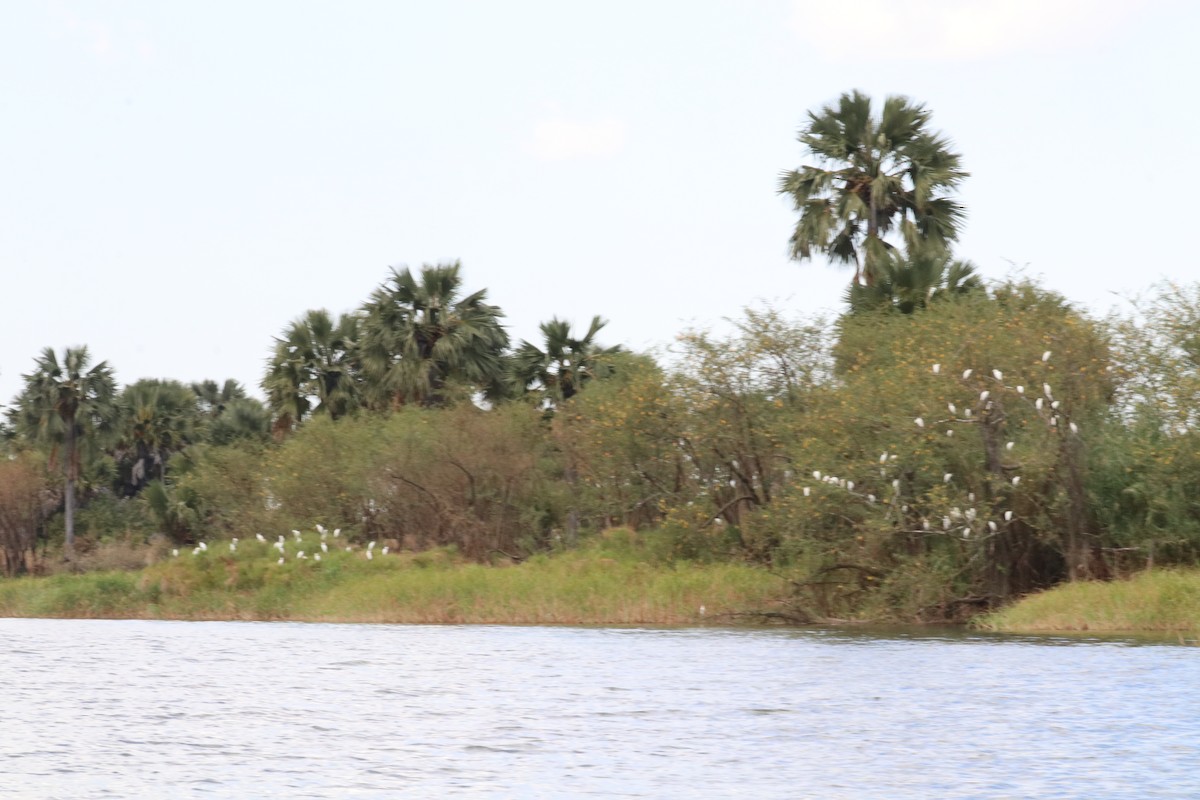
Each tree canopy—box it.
[779,90,967,286]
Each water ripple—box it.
[0,619,1197,798]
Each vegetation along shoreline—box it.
[4,91,1200,631]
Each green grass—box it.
[976,569,1200,633]
[0,535,789,625]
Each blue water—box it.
[0,619,1196,798]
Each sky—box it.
[2,0,1198,407]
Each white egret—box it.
[297,551,306,559]
[992,369,1003,381]
[988,521,998,532]
[320,542,328,553]
[968,492,975,502]
[947,430,954,437]
[932,363,941,374]
[942,516,951,530]
[1070,422,1079,434]
[172,549,179,557]
[867,494,875,503]
[198,542,207,552]
[948,402,956,415]
[922,518,930,531]
[1004,511,1014,521]
[813,470,822,480]
[962,528,971,539]
[1043,383,1053,398]
[803,487,811,497]
[944,473,953,483]
[256,533,266,543]
[846,481,854,491]
[382,546,389,555]
[1051,400,1060,410]
[314,553,321,562]
[892,479,901,491]
[1012,476,1021,486]
[366,550,374,561]
[278,557,285,565]
[915,417,925,428]
[192,547,201,555]
[1016,385,1025,394]
[1042,350,1052,362]
[962,369,973,379]
[1036,398,1044,410]
[1006,441,1015,450]
[316,524,325,535]
[980,390,990,402]
[333,528,341,538]
[880,452,889,463]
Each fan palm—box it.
[779,90,967,285]
[116,379,201,493]
[510,316,622,406]
[190,379,248,418]
[360,263,509,407]
[264,309,362,431]
[7,347,117,560]
[845,245,983,315]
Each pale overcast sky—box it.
[2,0,1196,406]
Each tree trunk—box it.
[1060,435,1108,581]
[63,419,77,564]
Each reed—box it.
[0,536,787,625]
[976,569,1200,633]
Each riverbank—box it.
[0,539,789,624]
[977,569,1200,634]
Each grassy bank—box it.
[977,569,1200,634]
[0,536,789,625]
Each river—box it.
[0,619,1196,798]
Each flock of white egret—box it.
[800,352,1081,542]
[171,522,389,563]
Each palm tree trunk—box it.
[63,420,77,563]
[864,190,879,287]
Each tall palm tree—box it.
[779,90,968,286]
[510,316,622,406]
[116,379,201,493]
[8,347,117,561]
[845,245,983,315]
[263,309,362,432]
[360,263,510,407]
